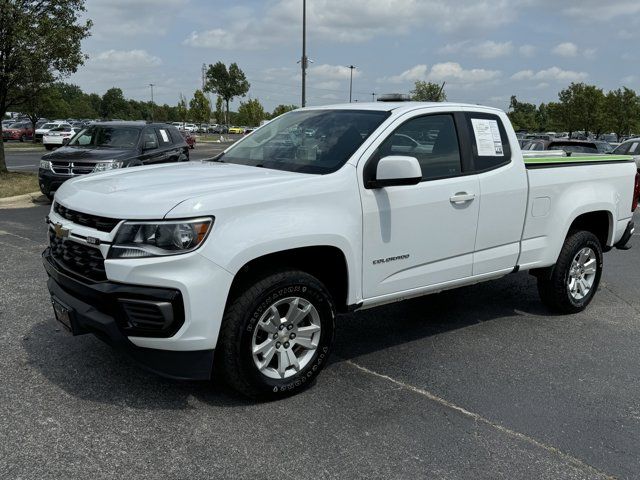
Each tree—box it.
[189,90,211,127]
[270,104,297,119]
[214,96,224,125]
[205,62,250,126]
[556,83,606,137]
[236,99,265,126]
[0,0,91,173]
[605,88,640,141]
[411,81,447,102]
[507,95,538,131]
[177,93,189,125]
[19,84,70,137]
[100,88,127,119]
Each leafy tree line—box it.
[4,81,297,127]
[508,83,640,140]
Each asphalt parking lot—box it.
[1,205,639,479]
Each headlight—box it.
[108,217,214,258]
[40,160,51,170]
[93,161,124,173]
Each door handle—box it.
[449,192,476,204]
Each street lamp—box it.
[301,0,307,107]
[149,83,155,122]
[347,65,356,103]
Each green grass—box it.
[2,141,44,150]
[0,172,39,198]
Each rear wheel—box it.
[537,230,603,313]
[19,135,25,142]
[44,145,53,151]
[217,270,335,399]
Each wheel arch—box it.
[228,245,352,313]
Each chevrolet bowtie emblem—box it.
[54,223,70,239]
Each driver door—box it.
[359,111,480,299]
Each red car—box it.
[180,129,196,149]
[3,121,34,142]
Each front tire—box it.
[537,230,603,314]
[217,270,335,399]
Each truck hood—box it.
[43,146,133,162]
[55,162,311,219]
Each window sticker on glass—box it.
[471,118,503,156]
[159,129,169,143]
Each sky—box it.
[69,0,640,112]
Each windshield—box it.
[68,125,141,148]
[214,109,390,174]
[42,123,57,129]
[8,123,25,129]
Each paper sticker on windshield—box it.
[471,118,503,156]
[159,129,169,142]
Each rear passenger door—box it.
[360,110,480,299]
[462,109,528,275]
[154,127,180,162]
[139,128,165,164]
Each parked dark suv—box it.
[39,122,189,199]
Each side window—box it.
[378,114,462,181]
[155,128,172,146]
[466,113,511,171]
[142,128,159,149]
[613,143,630,155]
[628,142,640,154]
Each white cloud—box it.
[86,0,188,38]
[91,50,162,69]
[440,40,513,58]
[557,0,640,21]
[552,42,578,57]
[427,62,501,84]
[511,67,588,82]
[184,0,520,49]
[519,44,536,57]
[310,64,362,80]
[386,65,429,84]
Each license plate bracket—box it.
[51,296,74,333]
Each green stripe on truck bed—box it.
[524,155,633,165]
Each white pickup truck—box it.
[43,102,639,398]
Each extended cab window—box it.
[377,114,462,181]
[466,113,511,171]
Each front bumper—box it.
[43,249,215,380]
[39,168,70,196]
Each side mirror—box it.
[367,155,422,189]
[143,140,157,150]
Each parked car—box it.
[593,141,614,154]
[2,121,33,142]
[35,122,71,142]
[180,129,196,149]
[38,122,189,199]
[243,128,254,135]
[211,125,229,134]
[522,139,600,154]
[42,126,80,150]
[228,126,244,134]
[613,137,640,171]
[42,102,639,398]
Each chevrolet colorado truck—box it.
[42,103,639,398]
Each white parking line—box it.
[8,164,36,169]
[346,360,614,479]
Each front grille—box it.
[51,161,96,176]
[54,202,121,233]
[49,229,106,281]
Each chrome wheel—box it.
[568,247,597,301]
[251,296,322,380]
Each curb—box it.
[0,191,42,205]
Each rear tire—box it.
[537,230,603,314]
[216,270,335,399]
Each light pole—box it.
[347,65,356,103]
[149,83,155,122]
[301,0,307,107]
[371,92,376,102]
